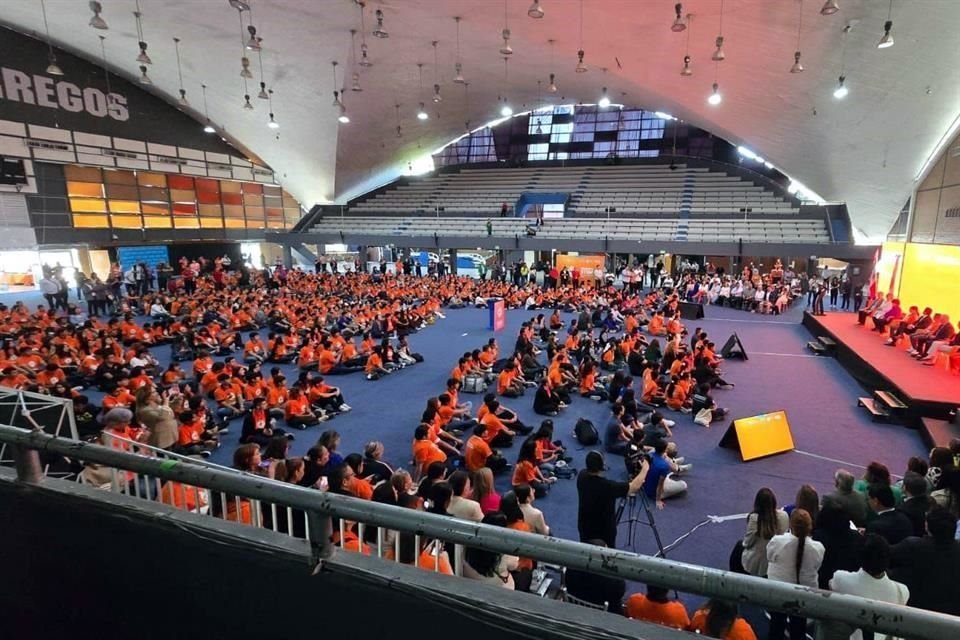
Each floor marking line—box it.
[748,351,820,358]
[705,317,797,325]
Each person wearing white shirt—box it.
[516,484,550,535]
[463,512,518,589]
[829,533,909,640]
[447,470,483,523]
[766,509,825,640]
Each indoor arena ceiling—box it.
[2,0,960,241]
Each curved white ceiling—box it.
[3,0,960,241]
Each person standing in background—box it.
[841,277,853,310]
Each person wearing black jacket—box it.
[865,484,913,546]
[891,508,960,616]
[362,441,395,485]
[813,498,863,589]
[564,539,627,614]
[533,378,566,416]
[897,472,931,538]
[240,397,290,447]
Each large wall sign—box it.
[0,26,237,154]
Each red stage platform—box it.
[803,311,960,412]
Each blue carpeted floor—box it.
[4,289,929,621]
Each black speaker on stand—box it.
[678,301,705,320]
[720,333,748,360]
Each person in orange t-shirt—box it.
[688,600,757,640]
[364,347,393,380]
[512,439,555,497]
[497,362,525,398]
[625,585,690,630]
[412,424,448,474]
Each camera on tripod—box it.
[624,438,650,478]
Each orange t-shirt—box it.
[412,438,446,467]
[365,353,383,374]
[416,548,454,575]
[688,610,757,640]
[624,595,690,629]
[480,413,506,443]
[511,459,538,487]
[497,369,516,394]
[284,396,310,419]
[507,520,534,570]
[464,436,493,472]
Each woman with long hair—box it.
[786,484,820,527]
[765,509,825,639]
[741,487,789,577]
[689,599,757,640]
[500,491,535,591]
[472,467,501,515]
[462,512,518,589]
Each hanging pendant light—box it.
[359,43,372,67]
[89,1,108,30]
[453,17,466,83]
[708,82,722,105]
[680,14,693,76]
[877,1,894,49]
[833,75,848,99]
[240,57,253,78]
[834,25,850,99]
[331,61,348,122]
[499,57,512,116]
[820,0,839,16]
[528,1,544,19]
[173,37,188,106]
[416,63,429,120]
[357,3,373,67]
[417,102,429,120]
[431,41,442,102]
[671,3,686,32]
[246,25,260,50]
[575,0,588,72]
[791,1,804,73]
[266,89,279,129]
[201,83,215,133]
[394,103,402,138]
[39,0,63,76]
[712,0,726,61]
[138,64,151,84]
[598,86,611,108]
[258,81,269,100]
[372,9,389,38]
[349,29,362,91]
[547,39,558,92]
[133,2,151,65]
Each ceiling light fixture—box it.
[229,1,250,11]
[201,84,215,133]
[267,89,279,129]
[547,39,558,92]
[500,56,513,116]
[820,0,839,15]
[877,0,894,48]
[349,29,362,91]
[671,3,686,32]
[432,41,442,102]
[598,86,611,108]
[528,1,545,19]
[133,1,151,65]
[255,39,269,98]
[534,80,544,133]
[834,24,851,99]
[708,82,722,105]
[331,61,349,122]
[500,0,513,55]
[416,63,429,120]
[236,8,253,79]
[680,14,693,76]
[172,37,188,106]
[97,35,115,110]
[138,64,151,84]
[373,8,388,38]
[791,0,805,73]
[575,0,588,72]
[357,3,373,67]
[712,0,726,61]
[39,0,63,76]
[246,25,261,51]
[394,103,402,138]
[88,1,108,30]
[453,17,465,83]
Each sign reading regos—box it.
[0,66,128,122]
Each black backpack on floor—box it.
[574,418,599,446]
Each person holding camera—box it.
[577,450,648,548]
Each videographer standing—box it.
[577,450,648,549]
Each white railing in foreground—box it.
[2,424,958,640]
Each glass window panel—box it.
[220,180,242,193]
[64,166,102,182]
[221,192,243,206]
[223,217,245,229]
[197,191,220,205]
[267,220,285,229]
[141,203,169,215]
[170,189,196,203]
[223,204,244,218]
[137,172,167,187]
[199,204,222,217]
[283,207,300,220]
[106,184,140,200]
[72,214,109,227]
[243,193,263,207]
[69,198,108,213]
[195,177,219,192]
[67,182,103,198]
[110,214,142,228]
[173,217,200,229]
[266,207,283,219]
[262,196,282,210]
[199,217,224,228]
[242,182,263,195]
[108,200,141,213]
[142,216,171,229]
[139,186,168,202]
[246,219,265,229]
[282,191,298,206]
[263,185,282,197]
[244,206,264,221]
[167,175,194,190]
[104,170,137,185]
[172,202,197,215]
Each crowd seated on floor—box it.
[855,291,960,372]
[9,256,958,636]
